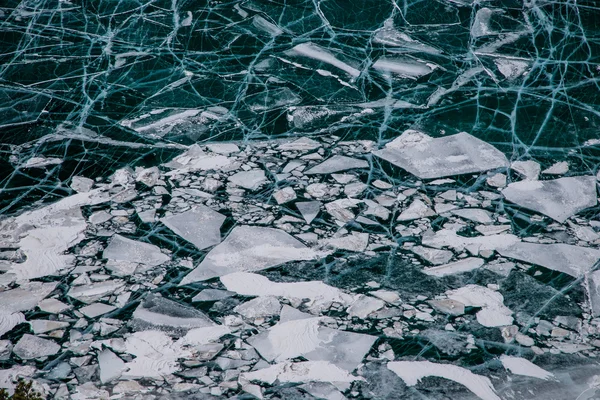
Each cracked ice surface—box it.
[1,0,600,399]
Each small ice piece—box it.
[13,334,60,360]
[180,226,323,284]
[278,137,321,151]
[446,285,513,327]
[410,246,453,265]
[372,57,436,79]
[80,303,116,318]
[423,258,484,277]
[487,173,507,188]
[103,234,169,273]
[397,199,435,221]
[206,143,240,155]
[192,289,235,302]
[372,130,508,179]
[287,43,360,78]
[452,208,494,224]
[163,144,232,172]
[70,176,94,193]
[497,242,600,278]
[249,316,376,372]
[305,155,368,175]
[273,187,297,204]
[387,361,500,400]
[98,349,127,383]
[422,229,520,252]
[502,176,597,222]
[160,206,226,250]
[22,156,62,168]
[542,161,569,175]
[67,280,125,304]
[234,296,281,319]
[228,169,268,190]
[511,160,540,180]
[495,59,530,80]
[499,356,555,381]
[221,272,354,311]
[346,295,385,318]
[319,232,369,252]
[240,361,363,392]
[131,294,215,335]
[30,320,69,334]
[296,201,321,224]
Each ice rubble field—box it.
[1,0,600,399]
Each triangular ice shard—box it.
[160,205,226,250]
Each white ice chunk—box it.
[387,360,500,400]
[98,349,127,383]
[511,160,540,180]
[123,330,191,378]
[240,361,363,392]
[446,285,513,327]
[30,320,69,334]
[0,282,57,336]
[228,169,268,190]
[319,232,369,252]
[423,258,484,277]
[373,20,441,54]
[499,356,555,380]
[372,57,436,79]
[372,130,508,179]
[67,280,125,304]
[305,155,368,175]
[163,144,232,172]
[13,334,60,360]
[70,176,94,193]
[397,199,436,221]
[542,161,569,175]
[22,157,62,168]
[422,229,520,252]
[206,142,240,155]
[180,226,324,284]
[296,201,321,224]
[278,137,321,151]
[103,234,170,267]
[452,208,494,224]
[502,176,597,222]
[234,296,281,319]
[495,59,530,80]
[80,303,116,318]
[221,272,354,312]
[497,242,600,277]
[160,205,226,250]
[287,43,360,78]
[346,295,385,318]
[410,246,453,265]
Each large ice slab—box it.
[372,130,508,179]
[103,234,170,268]
[497,242,600,277]
[501,176,597,222]
[387,361,500,400]
[160,205,226,250]
[180,226,323,284]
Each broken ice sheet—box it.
[372,130,508,179]
[160,205,226,250]
[179,226,325,284]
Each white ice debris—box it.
[70,176,94,192]
[287,43,360,78]
[3,190,109,279]
[273,187,297,204]
[163,144,232,172]
[410,246,453,265]
[296,201,321,224]
[160,205,226,250]
[452,208,494,224]
[542,161,569,175]
[423,257,485,277]
[372,57,436,79]
[422,229,519,252]
[0,282,57,336]
[502,176,597,222]
[497,242,600,277]
[98,349,127,383]
[319,232,369,252]
[387,361,500,400]
[228,169,268,190]
[499,356,555,380]
[67,280,125,304]
[305,155,368,174]
[511,160,540,180]
[278,137,321,151]
[180,226,324,284]
[495,59,530,80]
[397,199,436,221]
[372,130,508,179]
[221,272,354,311]
[103,234,170,268]
[240,361,363,391]
[346,295,385,318]
[22,156,63,168]
[446,285,513,327]
[13,334,60,360]
[234,296,281,319]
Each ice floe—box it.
[160,205,226,250]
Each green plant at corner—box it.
[0,380,44,400]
